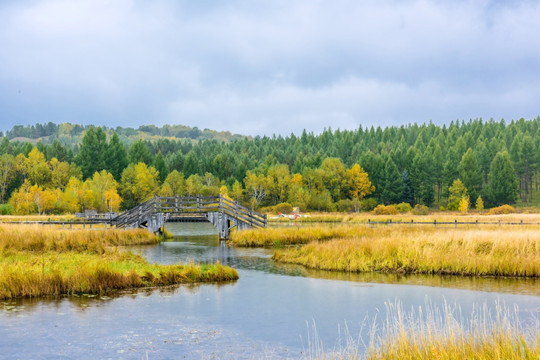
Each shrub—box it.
[488,204,516,215]
[372,204,398,215]
[275,202,293,214]
[395,202,412,213]
[336,199,352,212]
[258,205,275,214]
[411,204,429,215]
[360,198,378,211]
[0,204,13,215]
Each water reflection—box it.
[141,222,540,297]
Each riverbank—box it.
[0,225,238,299]
[231,225,539,277]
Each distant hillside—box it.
[3,122,248,146]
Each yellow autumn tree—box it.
[25,148,52,187]
[160,170,185,197]
[87,170,119,212]
[104,188,122,212]
[10,180,35,214]
[119,163,160,208]
[50,158,80,191]
[345,164,375,200]
[62,177,84,213]
[459,195,470,214]
[231,180,244,202]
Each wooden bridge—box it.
[111,195,267,239]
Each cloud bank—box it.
[0,0,539,135]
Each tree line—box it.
[0,117,538,214]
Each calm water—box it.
[0,222,538,359]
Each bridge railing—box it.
[219,197,266,228]
[153,195,267,228]
[114,197,158,228]
[112,195,267,230]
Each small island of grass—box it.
[0,225,238,299]
[230,224,540,277]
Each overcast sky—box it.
[0,0,539,136]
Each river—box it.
[0,222,538,359]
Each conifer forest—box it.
[0,117,539,214]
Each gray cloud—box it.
[0,0,539,135]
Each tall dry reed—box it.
[272,226,540,277]
[306,301,539,360]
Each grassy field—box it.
[269,211,540,224]
[308,302,539,360]
[0,225,238,299]
[231,225,540,277]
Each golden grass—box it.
[309,302,539,360]
[229,225,359,247]
[0,214,76,222]
[268,212,540,224]
[260,225,540,277]
[0,225,238,299]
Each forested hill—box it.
[1,122,247,145]
[1,117,540,214]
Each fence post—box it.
[476,219,478,226]
[368,219,371,227]
[498,220,501,226]
[411,219,413,227]
[389,219,392,226]
[434,219,437,227]
[520,220,523,226]
[219,195,223,213]
[455,219,457,228]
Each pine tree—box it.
[128,140,152,165]
[76,127,107,179]
[487,151,518,206]
[458,148,483,202]
[183,151,199,177]
[381,158,403,204]
[153,152,168,182]
[105,132,128,181]
[401,170,414,205]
